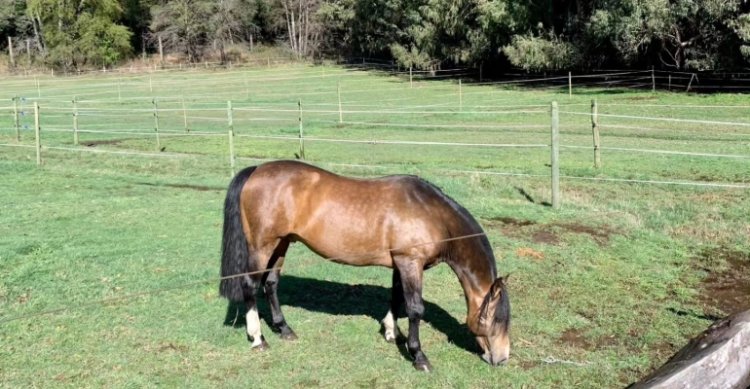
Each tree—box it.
[150,0,259,63]
[1,0,34,64]
[26,0,132,69]
[278,0,322,58]
[209,0,259,61]
[503,32,578,71]
[150,0,213,62]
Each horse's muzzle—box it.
[482,352,508,366]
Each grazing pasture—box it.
[0,64,748,387]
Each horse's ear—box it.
[490,277,505,300]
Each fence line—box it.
[2,69,658,105]
[561,175,750,189]
[600,124,750,137]
[233,134,549,149]
[341,121,547,130]
[601,103,750,109]
[42,128,228,138]
[560,145,750,159]
[560,110,750,127]
[233,107,547,115]
[4,140,748,191]
[472,70,648,87]
[41,145,206,159]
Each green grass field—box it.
[1,64,749,388]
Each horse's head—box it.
[474,276,511,366]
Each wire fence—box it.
[2,96,748,199]
[2,67,749,212]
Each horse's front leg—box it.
[396,260,432,372]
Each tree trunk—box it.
[629,310,750,389]
[8,36,15,67]
[32,13,45,55]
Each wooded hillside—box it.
[2,0,750,72]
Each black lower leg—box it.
[391,269,404,317]
[400,269,431,371]
[406,305,431,371]
[263,269,297,340]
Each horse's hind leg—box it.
[382,269,404,343]
[244,275,269,350]
[263,239,297,340]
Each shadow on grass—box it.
[223,275,479,359]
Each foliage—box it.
[2,0,750,71]
[25,0,132,69]
[503,33,579,72]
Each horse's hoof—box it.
[280,331,298,341]
[383,331,396,343]
[413,361,433,372]
[252,340,269,351]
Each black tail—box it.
[220,166,258,302]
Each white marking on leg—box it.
[382,310,397,342]
[246,306,263,347]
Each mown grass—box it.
[0,64,748,388]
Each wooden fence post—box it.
[34,102,41,166]
[182,98,189,132]
[668,74,672,91]
[591,99,601,169]
[13,97,20,142]
[298,99,305,160]
[550,101,560,209]
[72,96,79,145]
[409,67,413,88]
[459,79,463,111]
[227,100,236,176]
[158,36,164,66]
[568,71,572,97]
[35,76,40,98]
[651,66,656,92]
[149,75,153,94]
[8,36,15,68]
[337,81,343,124]
[152,99,161,151]
[686,74,696,92]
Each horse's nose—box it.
[482,353,509,366]
[492,356,508,366]
[482,353,508,366]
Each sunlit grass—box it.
[0,64,748,388]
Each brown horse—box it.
[219,160,510,371]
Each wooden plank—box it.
[630,309,750,389]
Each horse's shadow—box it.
[223,275,479,359]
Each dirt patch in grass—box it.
[559,328,619,351]
[696,247,750,315]
[560,328,591,349]
[84,138,126,147]
[532,230,559,245]
[485,217,618,246]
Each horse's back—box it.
[241,161,454,267]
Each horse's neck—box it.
[448,238,496,330]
